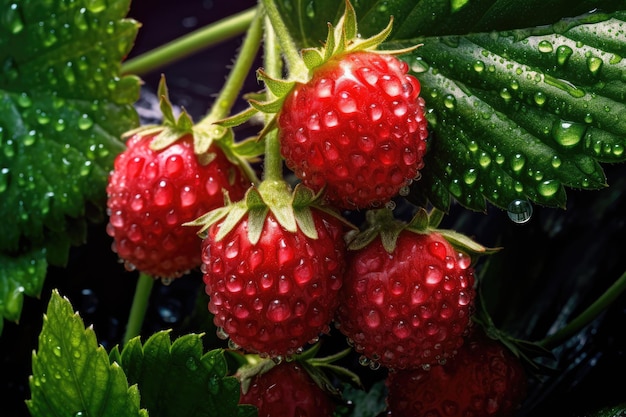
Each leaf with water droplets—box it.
[0,245,47,332]
[116,331,256,417]
[390,11,626,211]
[0,0,140,332]
[27,290,147,417]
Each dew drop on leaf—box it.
[556,45,573,66]
[4,3,25,34]
[537,180,560,197]
[587,56,603,74]
[507,199,533,224]
[86,0,107,13]
[538,40,553,53]
[78,114,93,130]
[552,120,586,148]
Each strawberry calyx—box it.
[235,344,361,399]
[218,0,419,131]
[188,179,353,245]
[346,207,500,260]
[472,288,556,376]
[123,76,262,180]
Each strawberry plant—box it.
[1,0,626,416]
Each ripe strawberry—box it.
[385,328,528,417]
[336,229,476,370]
[201,209,346,357]
[106,133,249,279]
[277,51,429,209]
[239,362,336,417]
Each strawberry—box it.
[106,132,249,279]
[335,209,478,370]
[385,328,528,417]
[277,51,429,209]
[200,200,346,357]
[239,361,337,417]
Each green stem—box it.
[123,272,155,345]
[261,0,308,78]
[121,8,257,77]
[537,269,626,350]
[200,6,265,124]
[260,14,284,183]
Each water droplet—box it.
[538,40,553,53]
[87,0,107,13]
[443,94,456,109]
[425,265,443,285]
[411,57,429,73]
[323,110,339,128]
[53,346,62,357]
[537,180,560,197]
[78,114,93,130]
[507,199,533,223]
[266,299,291,322]
[534,92,546,106]
[478,152,491,168]
[314,78,333,98]
[208,375,220,394]
[556,45,573,66]
[472,60,485,73]
[277,238,294,265]
[380,75,402,97]
[186,357,199,371]
[153,180,174,206]
[499,88,512,103]
[552,120,586,148]
[74,8,89,30]
[587,56,603,75]
[392,321,410,339]
[63,62,76,84]
[510,153,526,172]
[337,91,358,113]
[305,1,315,18]
[4,3,24,34]
[365,309,381,328]
[16,92,32,108]
[74,411,87,417]
[0,168,10,193]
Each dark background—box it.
[2,1,625,416]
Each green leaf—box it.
[0,0,140,251]
[118,331,257,417]
[341,380,387,417]
[393,11,626,211]
[0,0,140,334]
[27,290,147,417]
[0,245,47,330]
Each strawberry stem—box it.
[122,272,155,345]
[120,8,256,77]
[261,0,308,79]
[200,6,265,124]
[537,269,626,350]
[260,12,285,183]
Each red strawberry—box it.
[201,209,346,357]
[106,133,249,279]
[239,362,336,417]
[277,51,429,209]
[385,328,528,417]
[336,229,476,370]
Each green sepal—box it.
[215,106,260,128]
[437,229,501,259]
[301,48,325,70]
[348,208,498,258]
[472,286,556,375]
[257,69,296,99]
[248,96,286,114]
[244,188,270,245]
